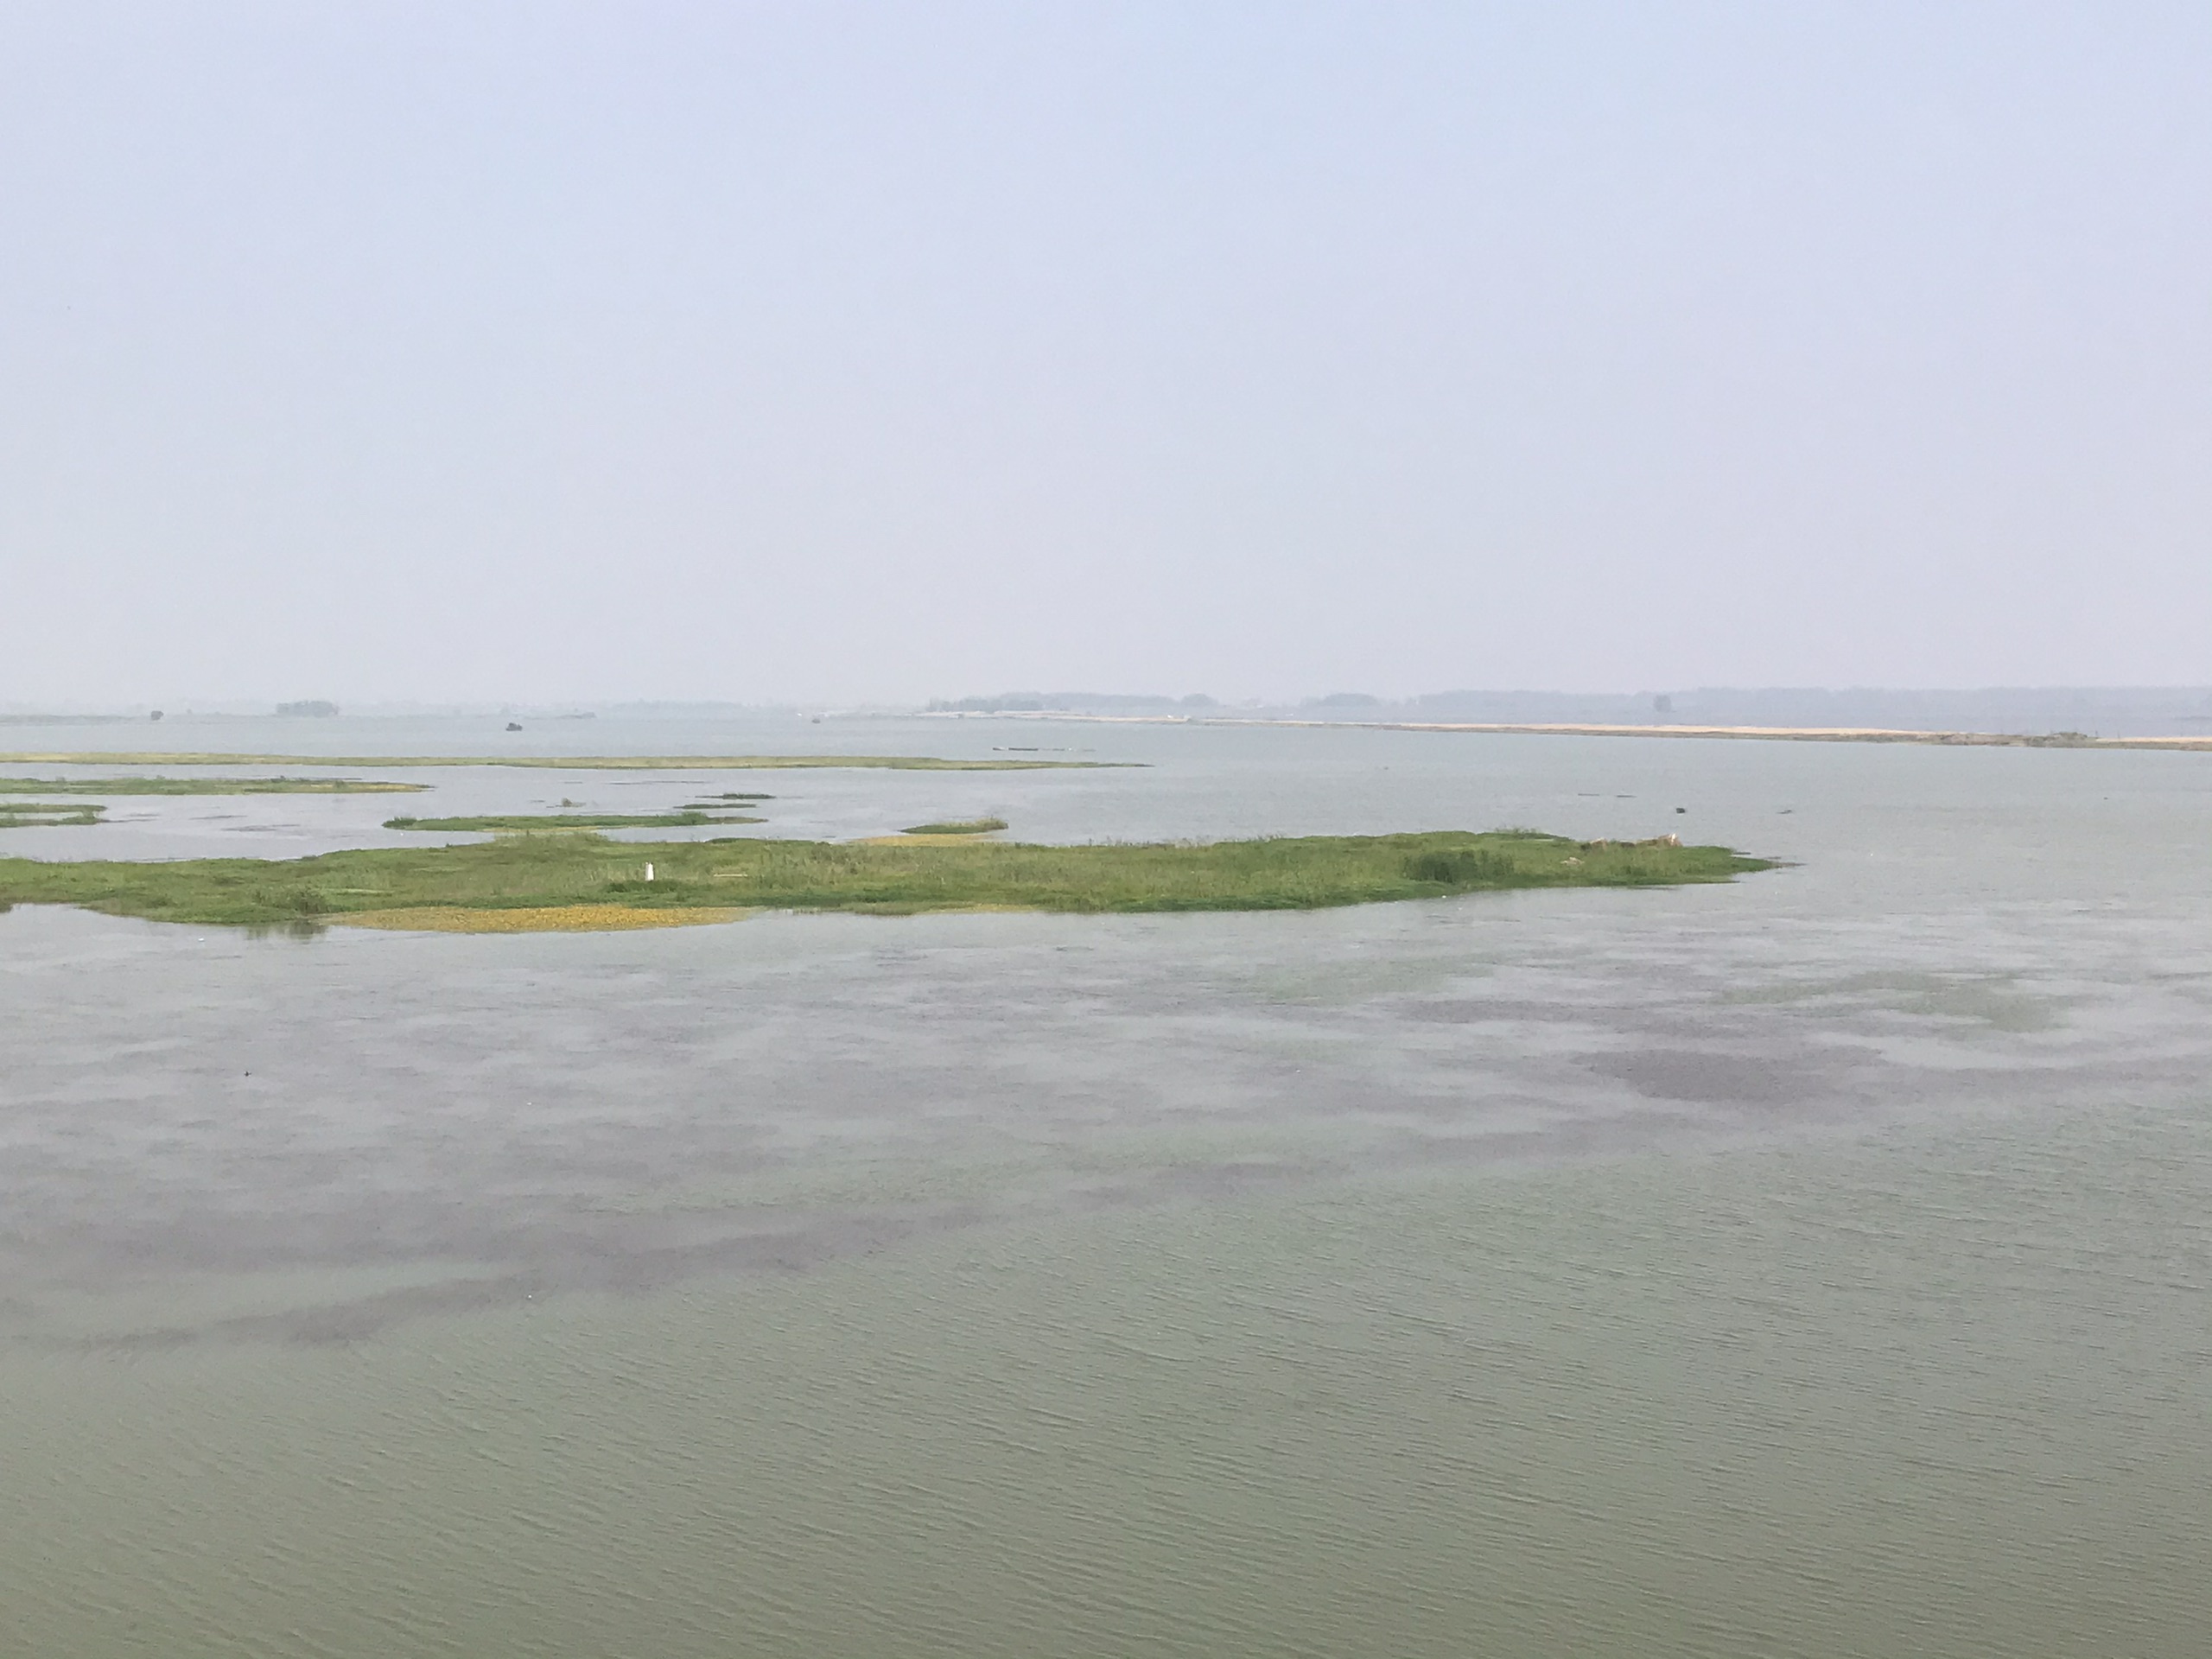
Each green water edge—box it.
[0,830,1772,930]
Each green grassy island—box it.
[0,830,1772,933]
[385,810,764,832]
[899,817,1009,836]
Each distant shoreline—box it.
[927,712,2212,752]
[0,752,1116,772]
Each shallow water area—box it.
[3,716,2209,1655]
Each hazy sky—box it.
[3,3,2208,706]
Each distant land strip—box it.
[925,714,2212,751]
[0,775,428,795]
[0,753,1121,772]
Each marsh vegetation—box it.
[899,817,1008,836]
[0,830,1770,931]
[385,810,764,833]
[0,802,105,828]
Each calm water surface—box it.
[3,717,2209,1656]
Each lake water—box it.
[3,716,2209,1656]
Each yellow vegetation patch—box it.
[334,904,747,934]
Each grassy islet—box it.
[0,803,105,828]
[0,830,1771,931]
[385,811,764,833]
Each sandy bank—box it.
[928,713,2212,751]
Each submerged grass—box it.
[0,775,428,795]
[0,753,1117,772]
[0,830,1771,931]
[385,810,765,832]
[0,803,105,828]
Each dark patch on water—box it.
[1588,1047,1842,1105]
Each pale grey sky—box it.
[3,2,2207,706]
